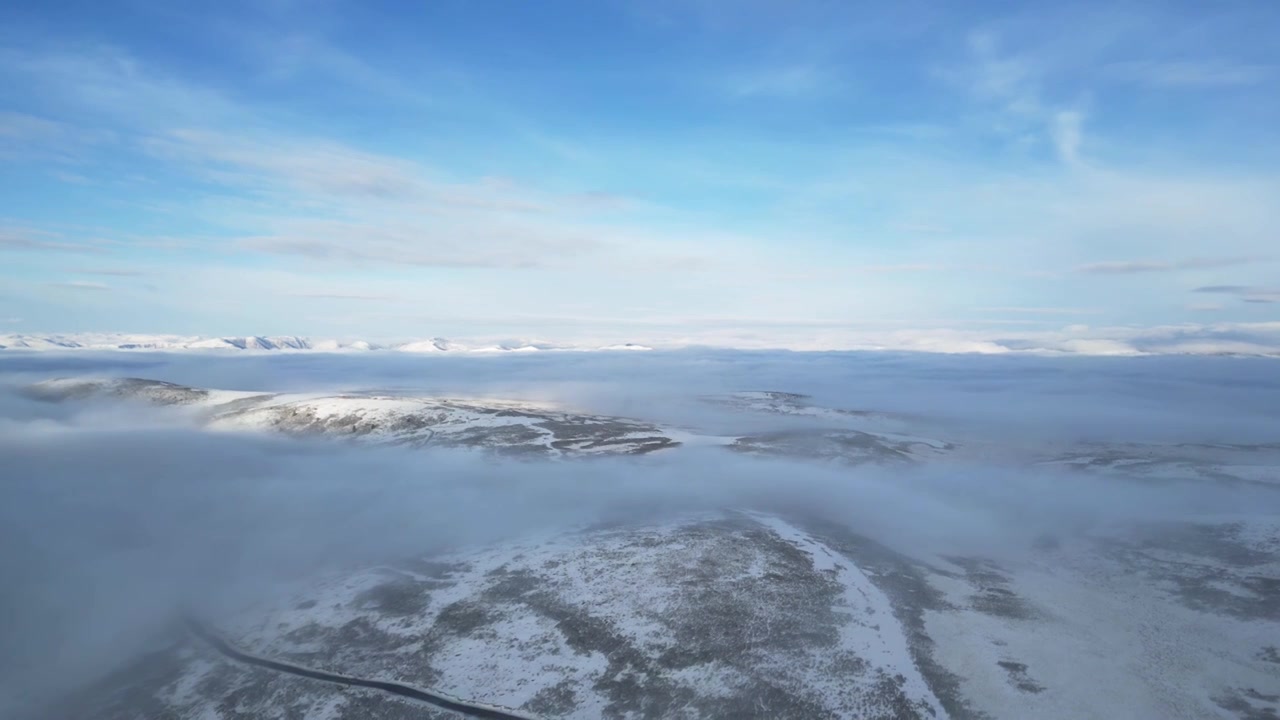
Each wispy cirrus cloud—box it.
[143,129,429,202]
[0,111,91,164]
[1195,285,1253,293]
[70,268,146,277]
[1,45,236,128]
[1075,257,1263,274]
[1194,285,1280,304]
[978,306,1102,316]
[282,292,403,302]
[47,280,112,291]
[1107,60,1272,88]
[0,229,111,255]
[948,30,1091,166]
[138,127,732,272]
[236,220,603,270]
[721,64,832,98]
[959,31,1040,111]
[1050,110,1084,166]
[5,47,670,273]
[0,111,65,140]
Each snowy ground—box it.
[61,513,952,719]
[53,509,1280,720]
[919,518,1280,720]
[214,512,951,719]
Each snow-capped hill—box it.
[396,337,454,353]
[0,335,81,350]
[191,336,312,351]
[309,339,374,351]
[397,337,554,353]
[65,512,950,720]
[28,377,682,457]
[26,376,964,467]
[187,337,257,350]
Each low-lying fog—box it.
[1,349,1278,717]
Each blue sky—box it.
[1,0,1278,348]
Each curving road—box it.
[183,616,540,720]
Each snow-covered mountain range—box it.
[7,329,1280,356]
[0,333,654,353]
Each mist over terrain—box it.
[1,350,1278,719]
[5,0,1278,715]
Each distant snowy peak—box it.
[0,333,327,352]
[395,337,459,353]
[597,343,653,351]
[0,333,654,354]
[309,339,374,352]
[398,339,652,354]
[186,335,312,351]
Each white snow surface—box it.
[0,333,656,354]
[750,514,949,719]
[921,533,1280,720]
[209,513,948,719]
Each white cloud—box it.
[963,30,1039,109]
[722,64,830,98]
[135,128,734,272]
[70,268,146,277]
[949,30,1091,167]
[2,46,236,127]
[1051,110,1084,165]
[0,111,65,140]
[0,111,102,166]
[1107,60,1271,88]
[144,129,429,202]
[1075,257,1262,274]
[282,292,403,302]
[1195,285,1280,304]
[977,306,1102,316]
[0,229,111,255]
[48,281,111,291]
